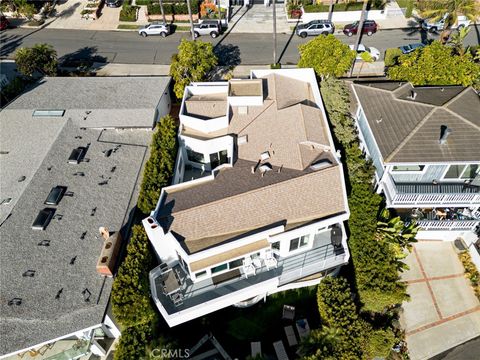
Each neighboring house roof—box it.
[157,72,347,254]
[5,76,171,128]
[351,82,480,163]
[0,77,167,356]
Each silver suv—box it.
[296,20,335,38]
[192,21,221,38]
[138,22,171,37]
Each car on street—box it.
[105,0,122,7]
[296,20,335,38]
[398,42,425,54]
[343,20,378,37]
[349,44,380,61]
[138,22,171,37]
[192,20,221,38]
[0,16,10,31]
[421,13,471,32]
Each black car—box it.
[106,0,121,7]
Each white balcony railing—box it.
[416,220,479,231]
[382,173,480,207]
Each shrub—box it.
[113,322,153,360]
[147,0,198,15]
[137,115,178,214]
[15,43,57,77]
[405,0,414,18]
[170,39,218,99]
[136,0,152,5]
[27,18,45,26]
[384,48,403,67]
[459,251,480,299]
[119,5,139,22]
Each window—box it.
[289,235,310,252]
[195,270,207,279]
[228,259,243,269]
[186,149,205,164]
[211,263,228,274]
[392,165,425,172]
[272,241,280,251]
[444,164,479,180]
[209,150,229,169]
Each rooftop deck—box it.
[150,230,347,318]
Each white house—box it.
[350,81,479,247]
[143,68,351,327]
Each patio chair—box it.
[243,257,256,278]
[171,292,183,306]
[282,305,295,320]
[264,249,277,270]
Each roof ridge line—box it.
[353,82,399,94]
[392,82,412,94]
[385,107,438,162]
[236,100,276,134]
[443,107,480,132]
[170,165,339,217]
[443,86,471,108]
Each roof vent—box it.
[37,240,50,246]
[82,288,91,302]
[1,198,12,205]
[408,90,417,100]
[439,125,452,144]
[260,151,270,161]
[22,270,35,277]
[8,298,22,306]
[376,117,383,124]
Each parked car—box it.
[105,0,122,7]
[421,13,471,32]
[349,44,380,61]
[296,20,335,38]
[398,42,425,54]
[192,20,221,38]
[343,20,378,37]
[0,16,10,31]
[138,22,171,37]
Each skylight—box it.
[32,208,55,231]
[32,109,65,117]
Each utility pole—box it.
[327,0,334,22]
[159,0,166,24]
[272,0,277,65]
[186,0,195,41]
[349,0,368,77]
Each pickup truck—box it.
[421,13,471,32]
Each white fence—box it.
[416,220,479,231]
[299,8,387,23]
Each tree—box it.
[357,50,374,78]
[170,39,217,99]
[419,0,479,42]
[388,41,480,86]
[186,0,195,41]
[298,35,356,80]
[111,225,158,328]
[158,0,166,24]
[138,115,178,214]
[15,43,57,77]
[327,0,334,22]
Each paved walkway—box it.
[400,241,480,360]
[228,4,291,34]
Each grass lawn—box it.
[303,1,385,13]
[117,24,139,30]
[163,286,319,359]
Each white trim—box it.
[390,164,428,174]
[440,163,480,182]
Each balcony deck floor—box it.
[153,231,342,315]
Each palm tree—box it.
[159,0,166,24]
[419,0,480,43]
[186,0,195,41]
[349,0,368,77]
[272,0,277,65]
[449,25,471,55]
[327,0,334,22]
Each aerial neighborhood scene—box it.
[1,0,480,359]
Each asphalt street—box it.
[1,24,479,65]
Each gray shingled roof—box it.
[0,76,169,356]
[352,83,480,163]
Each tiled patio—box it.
[400,241,480,360]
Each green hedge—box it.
[119,5,139,22]
[137,115,178,214]
[303,0,385,13]
[147,0,199,15]
[135,0,151,5]
[384,48,403,67]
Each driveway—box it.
[400,241,480,360]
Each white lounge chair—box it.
[243,257,256,278]
[264,249,278,270]
[273,340,289,360]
